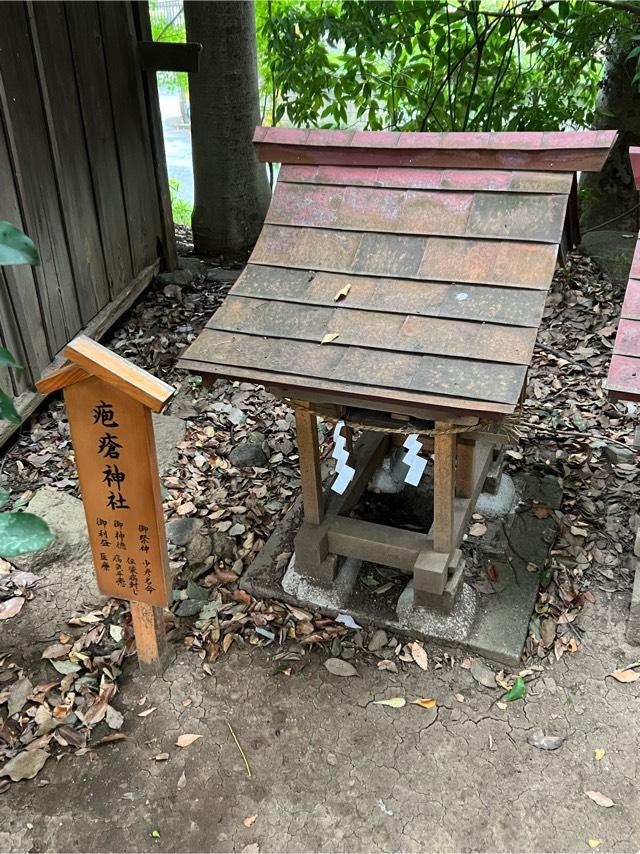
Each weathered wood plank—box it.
[29,1,110,325]
[65,1,134,296]
[254,126,617,172]
[180,354,514,419]
[99,2,161,274]
[0,1,81,348]
[130,0,178,271]
[606,354,640,400]
[234,265,546,328]
[210,295,537,365]
[456,440,475,499]
[279,164,574,195]
[252,225,557,289]
[621,279,640,321]
[180,328,526,405]
[137,41,202,73]
[267,181,567,243]
[293,403,324,525]
[433,423,456,553]
[0,117,50,379]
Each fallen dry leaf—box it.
[176,733,203,748]
[587,841,601,849]
[243,815,258,828]
[468,522,487,537]
[154,753,170,761]
[323,658,358,677]
[320,332,339,345]
[333,283,351,302]
[608,667,640,683]
[412,698,437,709]
[585,790,615,808]
[454,693,465,703]
[409,642,428,671]
[594,748,606,761]
[373,697,406,709]
[137,706,157,718]
[0,597,25,621]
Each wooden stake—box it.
[433,422,456,553]
[456,440,475,499]
[293,401,324,525]
[130,601,167,672]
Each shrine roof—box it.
[179,128,617,420]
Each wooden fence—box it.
[0,1,175,440]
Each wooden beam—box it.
[36,363,89,395]
[327,516,430,571]
[433,422,456,553]
[456,439,475,499]
[293,401,324,525]
[130,602,167,672]
[65,334,175,412]
[137,41,202,73]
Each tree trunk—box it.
[580,41,640,233]
[184,1,270,258]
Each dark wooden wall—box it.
[0,1,175,433]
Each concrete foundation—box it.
[241,472,560,666]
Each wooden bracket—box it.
[137,41,202,73]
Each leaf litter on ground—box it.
[1,239,636,785]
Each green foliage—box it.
[256,0,639,132]
[169,179,192,226]
[0,223,53,555]
[0,221,40,266]
[0,511,54,557]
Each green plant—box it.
[256,0,639,132]
[169,179,193,226]
[0,222,54,556]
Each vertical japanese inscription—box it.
[63,375,170,607]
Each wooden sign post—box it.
[37,335,175,671]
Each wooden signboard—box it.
[37,335,175,669]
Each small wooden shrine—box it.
[180,127,616,614]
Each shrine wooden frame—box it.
[291,399,497,611]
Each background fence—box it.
[0,1,175,438]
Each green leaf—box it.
[0,222,40,266]
[0,512,54,557]
[0,389,20,423]
[0,347,20,370]
[373,697,406,708]
[0,489,10,510]
[503,676,526,702]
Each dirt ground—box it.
[1,585,639,853]
[1,241,640,853]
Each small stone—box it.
[178,257,203,273]
[156,269,194,287]
[326,753,337,766]
[229,442,268,469]
[162,284,182,300]
[470,659,498,689]
[604,444,635,465]
[341,647,355,660]
[206,268,239,284]
[184,532,213,566]
[368,629,388,652]
[166,517,204,547]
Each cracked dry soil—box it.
[1,589,639,853]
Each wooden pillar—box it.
[293,401,324,525]
[130,602,167,673]
[456,439,475,499]
[433,422,456,553]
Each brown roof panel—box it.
[180,128,616,419]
